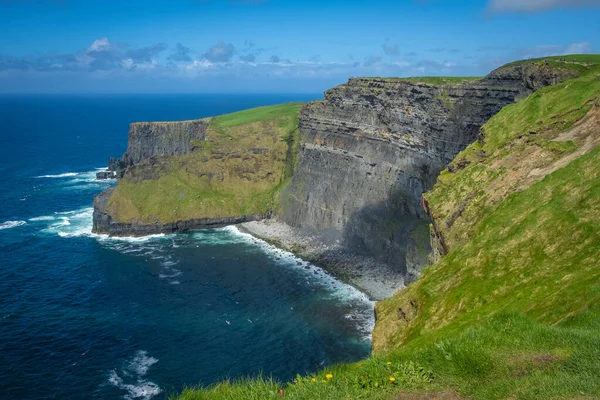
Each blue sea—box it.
[0,94,374,399]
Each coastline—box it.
[238,219,405,301]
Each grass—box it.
[508,54,600,66]
[424,68,600,250]
[211,103,304,129]
[173,64,600,399]
[107,103,303,224]
[504,54,600,76]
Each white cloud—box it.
[87,37,111,52]
[487,0,600,13]
[564,42,594,54]
[121,59,134,69]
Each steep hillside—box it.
[173,57,600,399]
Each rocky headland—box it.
[93,60,580,300]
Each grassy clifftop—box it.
[173,61,600,399]
[105,103,303,224]
[372,66,600,397]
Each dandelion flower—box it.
[311,378,316,383]
[389,377,396,383]
[386,361,392,365]
[325,374,333,379]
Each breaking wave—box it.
[35,172,78,178]
[107,351,161,400]
[221,226,375,338]
[0,220,26,230]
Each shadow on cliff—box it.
[333,183,432,284]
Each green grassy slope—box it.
[106,103,302,224]
[173,63,600,399]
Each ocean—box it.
[0,94,374,399]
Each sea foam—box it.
[108,351,161,400]
[35,172,78,178]
[220,225,376,338]
[0,220,26,230]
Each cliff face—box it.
[372,66,600,353]
[93,104,302,235]
[93,61,580,290]
[277,63,577,283]
[110,119,210,176]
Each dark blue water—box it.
[0,94,374,400]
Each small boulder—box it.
[96,171,115,180]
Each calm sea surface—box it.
[0,94,374,399]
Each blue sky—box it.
[1,0,599,93]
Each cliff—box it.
[93,59,583,298]
[93,103,303,235]
[107,118,210,178]
[174,56,600,399]
[273,61,579,290]
[373,64,600,352]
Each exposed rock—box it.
[110,118,210,177]
[277,63,578,281]
[92,61,579,290]
[95,170,115,180]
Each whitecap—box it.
[159,269,182,279]
[29,216,55,222]
[107,350,161,400]
[0,220,26,230]
[103,234,168,243]
[126,351,158,376]
[108,371,161,400]
[35,172,78,178]
[42,207,103,239]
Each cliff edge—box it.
[93,58,584,299]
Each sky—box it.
[0,0,599,93]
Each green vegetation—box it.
[173,63,600,399]
[425,67,600,249]
[506,54,600,76]
[107,103,303,224]
[211,103,304,128]
[508,54,600,65]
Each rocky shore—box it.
[239,219,406,300]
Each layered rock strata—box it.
[93,62,578,297]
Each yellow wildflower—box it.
[325,373,333,379]
[389,377,396,383]
[311,378,316,383]
[386,361,392,365]
[322,380,326,383]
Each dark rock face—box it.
[93,187,267,236]
[110,118,210,177]
[95,170,115,180]
[278,63,577,280]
